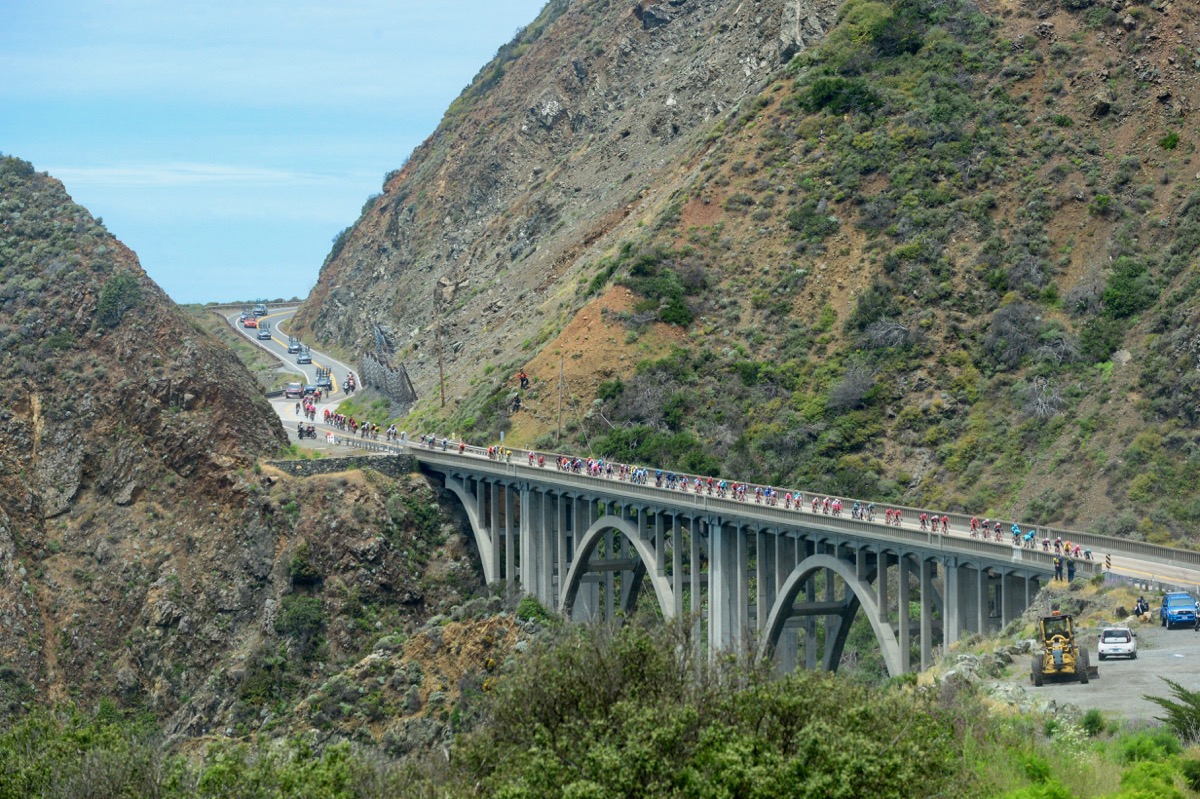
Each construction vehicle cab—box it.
[1031,612,1092,686]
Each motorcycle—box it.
[297,425,317,440]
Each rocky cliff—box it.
[0,158,486,741]
[295,0,837,396]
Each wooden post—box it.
[435,288,446,408]
[556,354,564,444]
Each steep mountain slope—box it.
[306,0,1200,543]
[295,0,837,386]
[0,158,485,740]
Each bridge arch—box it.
[758,553,903,677]
[441,474,497,584]
[560,513,675,621]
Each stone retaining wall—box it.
[266,454,415,478]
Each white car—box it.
[1098,626,1137,660]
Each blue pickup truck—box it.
[1161,592,1198,629]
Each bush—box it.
[516,596,557,625]
[95,272,143,327]
[799,76,881,114]
[1102,257,1156,319]
[1078,316,1125,363]
[1081,708,1105,737]
[1179,759,1200,792]
[1117,728,1182,763]
[787,198,841,242]
[457,622,968,799]
[288,542,321,586]
[1020,753,1052,783]
[1116,760,1184,799]
[275,595,325,658]
[596,380,625,401]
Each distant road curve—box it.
[219,304,361,436]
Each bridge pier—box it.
[709,520,738,652]
[898,555,912,672]
[920,558,934,670]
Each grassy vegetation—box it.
[5,619,1200,798]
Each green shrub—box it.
[596,380,625,401]
[1117,728,1182,763]
[457,622,967,799]
[1081,708,1105,737]
[787,198,841,242]
[1102,257,1156,319]
[95,272,143,327]
[1089,194,1114,216]
[1179,759,1200,792]
[275,594,325,658]
[1116,760,1184,799]
[516,596,557,624]
[799,76,881,114]
[1079,317,1125,363]
[288,542,321,586]
[1159,131,1180,150]
[1020,753,1053,783]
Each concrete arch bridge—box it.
[414,448,1091,676]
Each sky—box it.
[0,0,549,304]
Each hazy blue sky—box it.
[1,1,548,303]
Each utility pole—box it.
[556,354,564,444]
[435,288,446,408]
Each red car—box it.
[242,316,258,328]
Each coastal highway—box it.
[222,305,360,436]
[224,305,356,392]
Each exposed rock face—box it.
[0,160,485,737]
[0,156,283,699]
[295,0,840,403]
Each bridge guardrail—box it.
[302,434,1190,581]
[327,435,406,455]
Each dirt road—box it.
[995,620,1200,720]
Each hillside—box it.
[304,0,1200,544]
[0,157,489,745]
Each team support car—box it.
[257,322,272,340]
[1161,592,1198,629]
[284,382,304,399]
[1097,626,1137,660]
[296,346,312,365]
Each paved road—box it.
[223,306,357,390]
[222,305,363,445]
